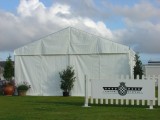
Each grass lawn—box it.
[0,96,160,120]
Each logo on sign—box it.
[103,82,143,96]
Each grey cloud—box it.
[51,0,109,20]
[113,21,160,54]
[110,1,160,22]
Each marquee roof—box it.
[14,27,132,55]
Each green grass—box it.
[0,96,160,120]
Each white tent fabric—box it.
[14,27,135,96]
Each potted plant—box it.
[59,66,76,96]
[3,55,15,96]
[17,81,31,96]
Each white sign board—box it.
[91,79,155,100]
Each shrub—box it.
[59,66,76,93]
[17,81,31,91]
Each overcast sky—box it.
[0,0,160,63]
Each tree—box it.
[133,53,143,79]
[3,55,14,81]
[59,66,76,96]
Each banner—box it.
[91,79,155,100]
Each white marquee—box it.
[14,27,135,96]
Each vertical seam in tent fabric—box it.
[69,27,71,54]
[99,54,101,80]
[68,27,71,66]
[40,55,43,96]
[40,39,43,95]
[97,38,101,80]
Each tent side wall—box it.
[15,55,43,95]
[15,53,130,96]
[15,55,69,96]
[70,53,130,96]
